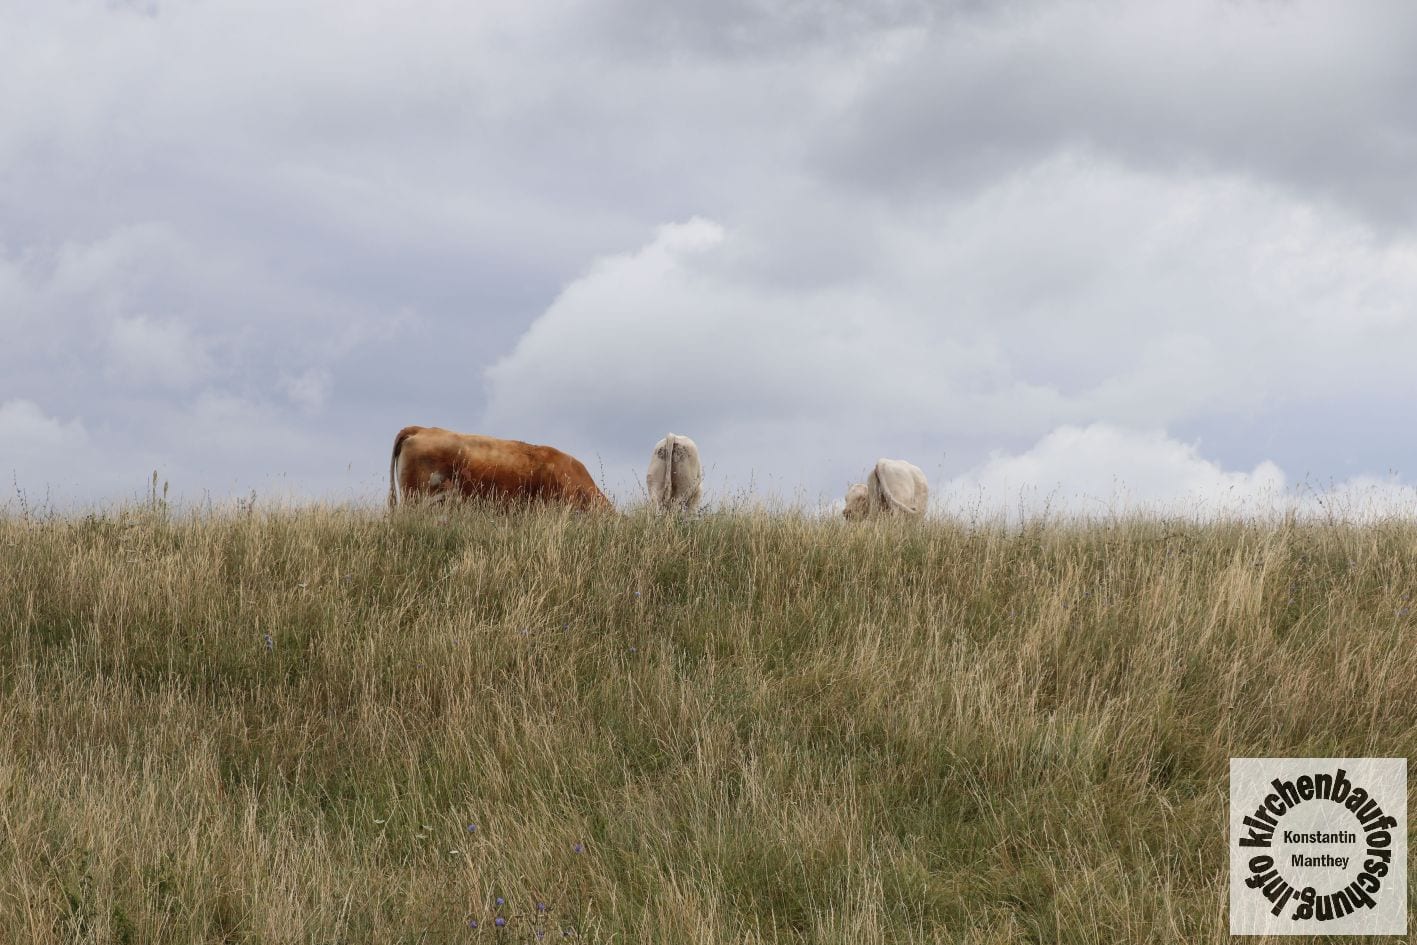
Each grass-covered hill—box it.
[2,505,1415,943]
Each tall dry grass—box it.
[1,503,1415,943]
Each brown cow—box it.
[388,426,614,511]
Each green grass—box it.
[1,504,1414,943]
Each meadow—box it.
[1,501,1414,943]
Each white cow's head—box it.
[843,483,869,521]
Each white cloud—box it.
[0,400,88,451]
[941,423,1287,519]
[1305,475,1417,523]
[0,399,96,506]
[940,423,1417,522]
[484,153,1417,505]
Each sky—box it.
[2,0,1416,517]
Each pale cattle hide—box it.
[646,432,703,512]
[843,483,870,521]
[389,426,613,512]
[843,458,928,520]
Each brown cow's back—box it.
[389,426,613,511]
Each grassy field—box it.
[1,502,1414,943]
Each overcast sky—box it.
[3,0,1416,516]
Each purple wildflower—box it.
[495,896,504,906]
[467,823,478,832]
[469,919,479,929]
[495,917,506,928]
[572,842,584,854]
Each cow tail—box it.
[389,427,417,509]
[663,434,676,509]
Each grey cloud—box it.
[578,0,952,60]
[2,0,1414,513]
[814,1,1417,226]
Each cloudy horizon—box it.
[3,0,1415,517]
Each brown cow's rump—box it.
[389,426,613,511]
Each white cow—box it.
[843,458,928,520]
[646,433,703,512]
